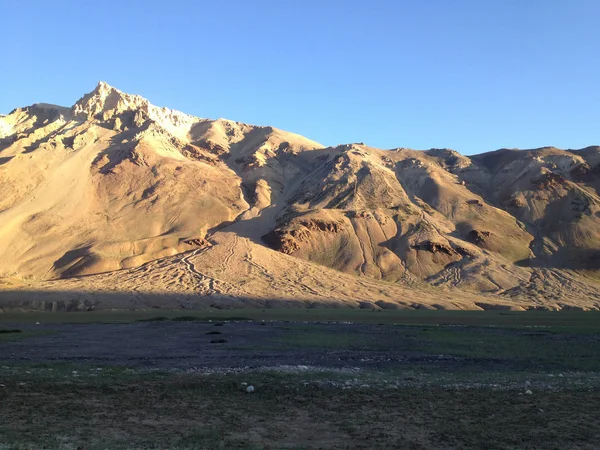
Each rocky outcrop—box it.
[467,230,492,246]
[412,240,457,256]
[262,218,345,254]
[262,229,303,254]
[570,163,594,181]
[182,238,212,248]
[533,172,567,189]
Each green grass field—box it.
[1,309,600,448]
[0,364,597,449]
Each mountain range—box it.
[1,82,599,311]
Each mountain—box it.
[1,82,599,311]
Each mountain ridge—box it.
[1,82,599,311]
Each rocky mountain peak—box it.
[72,82,202,137]
[73,81,149,119]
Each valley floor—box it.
[1,311,600,448]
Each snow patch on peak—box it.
[0,115,12,139]
[73,82,147,119]
[73,82,206,139]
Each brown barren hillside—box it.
[1,83,600,311]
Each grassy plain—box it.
[0,309,599,449]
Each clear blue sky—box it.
[3,0,599,154]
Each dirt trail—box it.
[181,248,217,293]
[222,234,239,270]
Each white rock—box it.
[35,322,40,325]
[246,385,255,393]
[241,382,248,386]
[73,81,199,140]
[525,389,533,395]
